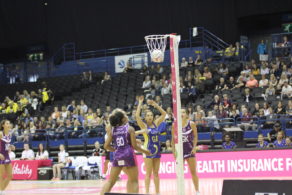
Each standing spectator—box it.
[225,44,235,57]
[52,144,69,181]
[35,143,49,160]
[257,40,267,61]
[20,144,34,160]
[163,140,172,152]
[51,107,60,120]
[246,75,258,89]
[273,131,286,148]
[222,134,236,149]
[256,134,269,148]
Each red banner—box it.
[12,160,52,180]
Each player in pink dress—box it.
[100,109,150,195]
[0,120,13,195]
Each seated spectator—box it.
[8,145,16,160]
[260,61,270,75]
[101,72,111,84]
[188,57,194,66]
[217,105,228,119]
[277,73,289,90]
[163,140,172,152]
[142,75,151,89]
[218,63,229,78]
[242,88,253,103]
[35,143,49,160]
[233,77,245,89]
[194,112,207,132]
[256,134,269,148]
[225,44,235,57]
[52,144,69,181]
[203,67,212,79]
[194,105,205,118]
[273,131,286,148]
[275,101,285,115]
[246,75,258,88]
[5,101,18,114]
[216,78,228,91]
[252,103,261,117]
[264,84,276,100]
[285,137,292,147]
[92,141,105,156]
[180,57,188,67]
[194,55,203,66]
[80,100,88,113]
[281,81,292,99]
[21,143,35,160]
[51,106,60,120]
[267,123,282,142]
[286,100,292,115]
[203,111,220,130]
[242,65,251,75]
[259,75,269,88]
[227,76,236,89]
[210,95,221,108]
[156,64,164,74]
[222,134,236,149]
[269,74,278,88]
[251,63,260,75]
[67,100,76,112]
[239,108,255,131]
[222,94,232,110]
[270,63,282,78]
[161,83,171,96]
[123,62,134,73]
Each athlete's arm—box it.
[148,100,166,127]
[190,121,198,154]
[136,96,147,129]
[135,128,147,135]
[129,126,151,156]
[104,125,115,152]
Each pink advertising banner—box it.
[103,149,292,179]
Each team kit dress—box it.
[112,123,136,167]
[0,134,11,165]
[182,121,195,159]
[143,123,161,158]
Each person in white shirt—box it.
[52,144,68,181]
[80,100,88,113]
[259,75,269,88]
[180,57,188,67]
[161,83,171,96]
[281,81,292,99]
[21,144,34,160]
[8,145,16,160]
[260,62,270,75]
[142,75,151,89]
[35,143,49,160]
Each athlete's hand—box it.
[147,99,156,107]
[138,96,144,103]
[191,147,198,154]
[0,154,5,161]
[144,150,151,156]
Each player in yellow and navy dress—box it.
[135,96,166,195]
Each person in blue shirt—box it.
[273,131,286,148]
[256,134,269,148]
[257,40,267,61]
[222,134,236,149]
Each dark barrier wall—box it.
[0,0,292,60]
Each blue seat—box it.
[86,137,104,145]
[198,132,211,140]
[214,133,222,140]
[31,141,47,148]
[49,140,66,147]
[67,138,84,146]
[286,130,292,136]
[244,131,258,139]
